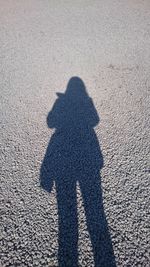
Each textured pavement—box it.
[0,1,150,266]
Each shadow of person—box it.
[40,77,116,267]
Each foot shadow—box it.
[40,77,116,267]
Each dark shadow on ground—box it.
[40,77,116,267]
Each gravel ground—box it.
[0,0,150,266]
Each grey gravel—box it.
[0,0,150,266]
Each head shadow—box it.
[40,77,116,267]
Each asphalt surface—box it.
[0,1,150,266]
